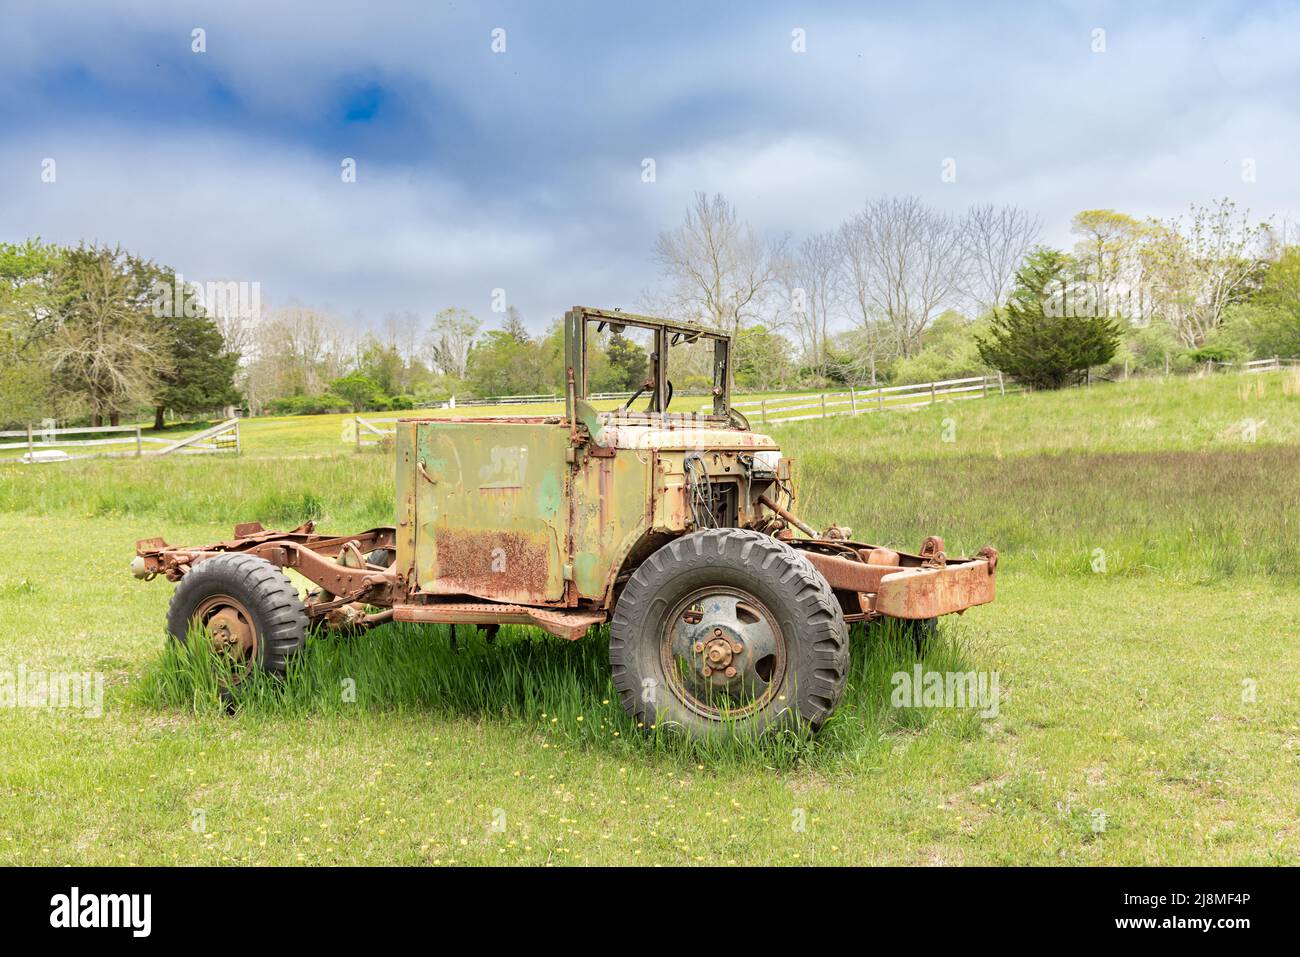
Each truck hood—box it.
[597,422,779,452]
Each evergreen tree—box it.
[977,247,1120,389]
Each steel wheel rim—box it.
[192,594,258,665]
[660,586,787,720]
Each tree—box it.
[838,196,965,358]
[147,268,241,428]
[1071,209,1142,286]
[152,310,240,427]
[467,322,551,397]
[0,239,62,425]
[603,331,648,391]
[331,373,382,412]
[892,310,990,385]
[1139,199,1273,347]
[653,191,784,333]
[44,245,169,426]
[733,325,796,391]
[960,204,1042,315]
[977,248,1120,389]
[1223,246,1300,358]
[425,307,480,379]
[783,231,841,379]
[243,306,351,412]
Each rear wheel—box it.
[166,553,308,676]
[610,529,849,740]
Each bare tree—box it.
[824,322,897,386]
[960,203,1042,314]
[1139,199,1274,347]
[243,305,350,410]
[837,196,965,358]
[780,231,842,378]
[652,192,784,333]
[424,307,480,379]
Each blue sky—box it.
[2,0,1298,333]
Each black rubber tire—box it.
[166,553,308,675]
[609,528,849,740]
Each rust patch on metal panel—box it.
[433,528,551,598]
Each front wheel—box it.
[609,529,849,741]
[166,553,308,676]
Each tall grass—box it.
[0,454,395,530]
[785,444,1300,580]
[134,618,986,770]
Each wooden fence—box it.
[709,375,1009,425]
[353,416,401,449]
[0,419,241,464]
[1240,356,1300,374]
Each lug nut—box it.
[724,666,737,677]
[693,642,704,653]
[713,627,723,637]
[731,642,743,654]
[702,667,712,677]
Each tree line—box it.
[3,194,1297,428]
[0,241,238,429]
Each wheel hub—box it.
[696,627,744,677]
[662,589,786,719]
[194,596,257,661]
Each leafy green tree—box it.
[331,373,383,412]
[734,324,795,390]
[0,239,62,425]
[603,332,648,391]
[977,248,1120,389]
[356,337,406,396]
[1223,247,1300,358]
[468,329,546,396]
[892,310,990,384]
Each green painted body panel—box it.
[406,419,570,604]
[394,415,780,609]
[571,447,654,599]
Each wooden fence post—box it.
[26,424,33,459]
[820,394,827,419]
[235,419,242,455]
[849,387,857,415]
[135,426,142,457]
[998,372,1005,396]
[930,381,937,404]
[355,416,362,452]
[761,399,768,425]
[982,377,988,398]
[877,388,884,412]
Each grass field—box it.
[1,370,1297,865]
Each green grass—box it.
[0,370,1297,865]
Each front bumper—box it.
[793,541,998,620]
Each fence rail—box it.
[1240,356,1299,373]
[353,416,401,448]
[0,419,240,464]
[706,374,1010,425]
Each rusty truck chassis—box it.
[134,524,996,643]
[134,306,997,642]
